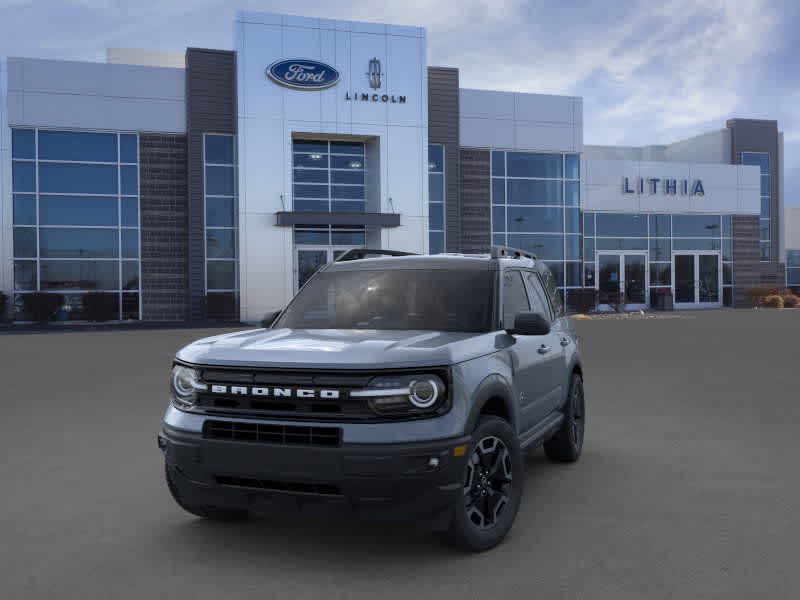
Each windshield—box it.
[275,268,496,332]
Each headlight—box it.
[170,365,207,410]
[352,373,448,417]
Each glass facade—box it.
[583,212,734,306]
[11,128,141,320]
[204,134,238,294]
[742,152,771,261]
[292,140,365,213]
[787,250,800,288]
[428,144,445,254]
[491,150,581,298]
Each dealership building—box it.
[0,11,794,323]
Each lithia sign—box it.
[623,177,705,196]
[267,57,407,103]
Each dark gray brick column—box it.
[460,149,491,253]
[139,134,189,321]
[732,215,760,307]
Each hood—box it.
[175,328,500,369]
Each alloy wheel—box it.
[463,436,513,529]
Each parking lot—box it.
[1,309,799,599]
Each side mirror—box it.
[261,310,281,328]
[507,312,551,336]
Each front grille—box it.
[215,475,342,496]
[203,420,342,447]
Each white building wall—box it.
[785,206,800,250]
[585,129,731,165]
[7,57,185,132]
[459,88,582,152]
[235,11,429,322]
[582,158,761,215]
[106,48,186,69]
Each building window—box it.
[787,250,800,289]
[428,144,445,254]
[11,128,141,321]
[204,134,238,303]
[491,150,581,295]
[582,212,734,305]
[742,152,770,261]
[292,140,365,213]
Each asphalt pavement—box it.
[1,309,799,599]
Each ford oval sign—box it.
[267,59,340,90]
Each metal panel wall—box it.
[186,48,237,321]
[427,67,460,251]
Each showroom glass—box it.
[742,152,770,261]
[292,140,365,213]
[583,212,733,307]
[429,144,445,254]
[787,250,800,287]
[491,150,581,300]
[275,269,495,332]
[11,128,140,320]
[204,134,238,295]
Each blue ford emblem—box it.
[267,59,340,90]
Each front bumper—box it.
[160,424,470,524]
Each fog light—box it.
[428,457,440,468]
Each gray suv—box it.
[159,247,585,551]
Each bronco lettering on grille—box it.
[209,385,341,400]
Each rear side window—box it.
[502,271,530,328]
[524,271,552,321]
[538,265,564,317]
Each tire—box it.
[444,415,524,552]
[543,372,585,463]
[164,463,250,522]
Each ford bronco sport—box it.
[160,246,585,552]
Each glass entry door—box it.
[294,247,359,292]
[596,252,648,310]
[672,252,721,309]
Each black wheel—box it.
[444,415,523,552]
[165,464,250,522]
[543,372,585,463]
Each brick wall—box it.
[460,149,491,253]
[732,215,760,307]
[139,134,189,321]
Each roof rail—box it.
[490,245,537,261]
[335,248,417,262]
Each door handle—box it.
[560,337,570,347]
[537,345,551,355]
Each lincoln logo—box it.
[210,385,341,399]
[266,59,341,90]
[367,57,382,89]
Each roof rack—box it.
[490,245,537,261]
[335,248,417,262]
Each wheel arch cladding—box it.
[465,374,516,434]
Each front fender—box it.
[464,373,517,435]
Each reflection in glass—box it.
[596,213,647,237]
[39,163,118,194]
[206,229,236,258]
[39,228,118,258]
[13,228,37,258]
[40,261,119,290]
[40,195,118,226]
[207,260,236,290]
[38,130,117,162]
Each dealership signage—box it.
[267,59,340,90]
[267,57,408,103]
[344,58,406,103]
[623,177,705,196]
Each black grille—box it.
[203,420,342,447]
[214,475,342,496]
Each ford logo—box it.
[267,59,340,90]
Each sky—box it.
[1,0,798,204]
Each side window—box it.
[524,271,552,321]
[539,265,564,317]
[502,271,530,328]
